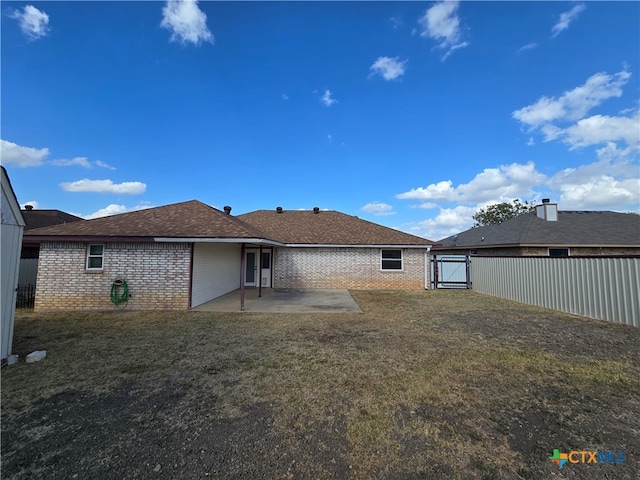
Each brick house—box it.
[24,200,434,311]
[19,205,84,289]
[432,200,640,257]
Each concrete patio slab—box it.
[191,288,362,313]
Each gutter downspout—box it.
[240,243,246,311]
[424,247,431,290]
[188,243,195,308]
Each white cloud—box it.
[10,5,50,40]
[0,139,49,167]
[282,94,289,101]
[51,157,92,168]
[510,70,639,211]
[550,176,639,210]
[516,42,538,55]
[397,180,458,203]
[160,0,213,46]
[390,16,402,30]
[513,70,631,129]
[60,179,146,195]
[397,162,545,204]
[95,160,116,170]
[460,162,545,202]
[418,0,468,60]
[548,142,640,209]
[51,157,118,169]
[513,69,638,153]
[84,203,153,220]
[595,142,640,165]
[361,202,395,216]
[563,111,640,149]
[408,205,478,241]
[551,3,586,38]
[0,139,118,170]
[396,162,549,239]
[320,89,338,107]
[369,56,407,81]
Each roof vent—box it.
[24,205,34,211]
[313,207,320,214]
[223,206,232,215]
[276,206,283,213]
[542,198,550,204]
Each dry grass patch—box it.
[2,290,639,479]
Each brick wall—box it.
[273,247,428,289]
[35,242,191,310]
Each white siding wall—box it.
[191,243,241,307]
[471,256,640,328]
[1,223,23,360]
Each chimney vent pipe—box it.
[276,206,283,213]
[223,206,232,215]
[536,200,558,221]
[313,207,320,214]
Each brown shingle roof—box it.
[238,209,434,245]
[22,209,84,230]
[24,201,434,246]
[25,200,273,241]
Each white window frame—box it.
[86,244,105,270]
[380,249,403,271]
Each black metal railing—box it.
[16,284,36,309]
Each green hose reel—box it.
[110,278,129,308]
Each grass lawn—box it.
[2,290,639,479]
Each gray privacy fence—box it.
[470,256,639,328]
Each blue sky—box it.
[2,1,639,241]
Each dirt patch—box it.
[1,380,349,480]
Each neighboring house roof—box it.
[434,211,640,250]
[24,200,280,244]
[22,209,84,230]
[238,209,434,246]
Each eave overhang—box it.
[154,237,286,246]
[24,235,286,246]
[284,243,432,249]
[24,235,155,243]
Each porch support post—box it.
[240,243,246,311]
[258,245,263,298]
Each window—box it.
[86,244,105,270]
[549,248,569,257]
[381,249,403,270]
[262,252,271,269]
